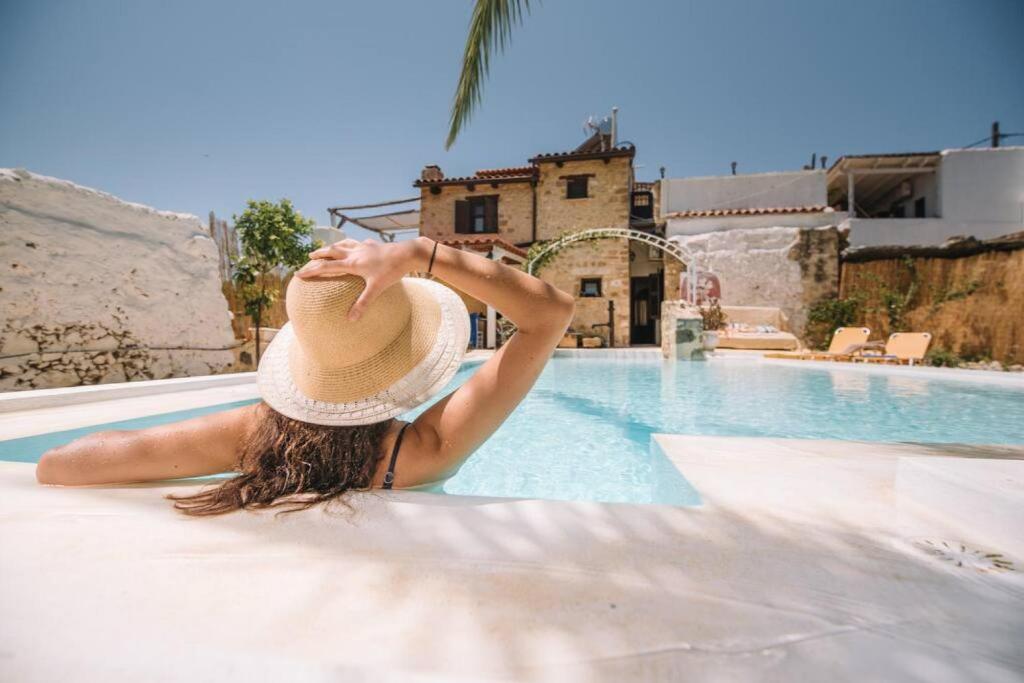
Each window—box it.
[471,199,487,231]
[631,190,654,220]
[580,278,602,297]
[566,176,589,199]
[914,197,926,218]
[455,195,498,233]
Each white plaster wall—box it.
[938,147,1024,225]
[673,226,804,324]
[0,168,237,390]
[666,209,837,236]
[628,240,663,277]
[843,217,1023,247]
[661,170,826,214]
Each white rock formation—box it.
[674,226,840,336]
[0,168,237,390]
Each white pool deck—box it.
[1,353,1023,682]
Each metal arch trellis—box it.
[526,228,702,303]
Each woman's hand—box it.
[296,238,430,321]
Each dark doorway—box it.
[630,270,663,345]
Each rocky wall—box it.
[673,226,841,337]
[0,169,237,390]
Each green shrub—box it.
[926,347,962,368]
[805,297,860,350]
[699,298,727,331]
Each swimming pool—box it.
[2,357,1023,505]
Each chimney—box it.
[421,165,443,182]
[820,155,828,169]
[611,106,618,148]
[992,121,1001,148]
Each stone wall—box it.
[840,235,1024,364]
[535,157,632,240]
[673,226,842,337]
[0,169,237,391]
[419,181,534,245]
[538,237,631,346]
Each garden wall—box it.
[839,234,1024,365]
[673,225,842,337]
[0,168,238,390]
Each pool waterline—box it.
[2,356,1022,505]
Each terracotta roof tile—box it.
[414,168,536,187]
[438,236,528,259]
[666,205,833,219]
[529,144,635,164]
[474,166,534,179]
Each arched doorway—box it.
[527,228,700,346]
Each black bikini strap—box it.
[382,422,410,490]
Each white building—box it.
[661,147,1024,248]
[827,146,1024,247]
[662,170,836,235]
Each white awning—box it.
[328,197,420,241]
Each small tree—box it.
[232,199,318,362]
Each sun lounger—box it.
[856,332,932,366]
[717,329,800,351]
[717,321,800,351]
[764,327,871,361]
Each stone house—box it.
[415,134,669,347]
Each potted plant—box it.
[699,298,726,351]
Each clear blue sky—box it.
[2,0,1022,239]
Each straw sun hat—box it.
[257,274,469,426]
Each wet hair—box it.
[166,403,394,517]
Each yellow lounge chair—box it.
[856,332,932,366]
[764,327,871,361]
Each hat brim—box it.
[257,278,470,426]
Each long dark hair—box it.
[167,403,394,516]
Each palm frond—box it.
[446,0,531,149]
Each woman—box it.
[35,237,575,515]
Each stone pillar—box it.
[660,300,705,361]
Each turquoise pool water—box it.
[3,358,1023,505]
